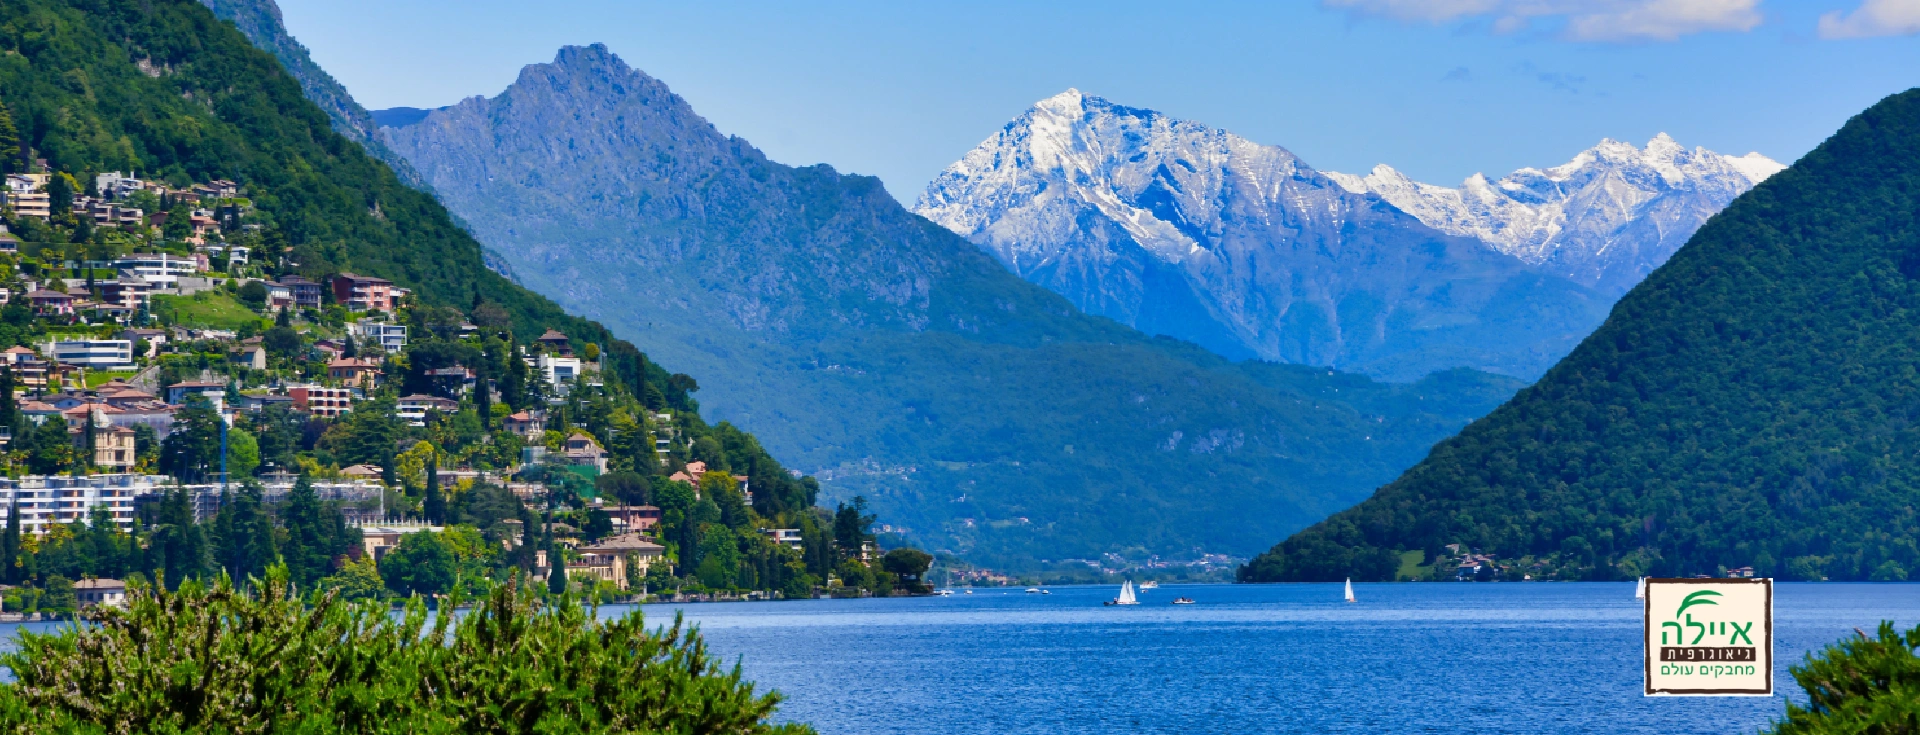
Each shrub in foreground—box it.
[1768,621,1920,734]
[0,565,810,734]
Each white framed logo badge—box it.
[1644,577,1773,696]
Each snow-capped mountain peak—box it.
[1328,135,1782,294]
[915,90,1615,381]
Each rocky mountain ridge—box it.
[1326,134,1782,295]
[915,90,1612,381]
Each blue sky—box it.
[277,0,1919,201]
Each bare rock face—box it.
[1327,135,1782,296]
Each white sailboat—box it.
[1106,580,1140,606]
[1344,578,1355,603]
[1634,577,1647,600]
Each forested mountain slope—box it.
[380,45,1526,565]
[195,0,425,190]
[0,0,822,510]
[1243,89,1920,583]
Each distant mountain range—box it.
[370,46,1524,565]
[1326,135,1782,296]
[916,91,1775,380]
[1244,89,1920,583]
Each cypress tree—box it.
[0,366,17,432]
[423,453,444,525]
[1,498,19,585]
[0,103,18,175]
[547,542,568,595]
[474,377,491,430]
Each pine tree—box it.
[423,453,444,525]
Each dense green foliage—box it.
[1244,89,1920,582]
[0,568,809,734]
[383,44,1527,567]
[1767,622,1920,734]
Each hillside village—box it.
[0,166,932,616]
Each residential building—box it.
[349,320,407,351]
[762,528,804,551]
[535,354,583,390]
[5,174,49,219]
[327,356,382,388]
[113,253,198,285]
[563,432,608,474]
[278,276,322,308]
[503,410,544,437]
[98,277,153,311]
[289,385,352,417]
[166,381,228,411]
[26,289,74,316]
[395,394,457,427]
[74,579,128,609]
[331,273,396,312]
[264,281,292,311]
[95,172,145,200]
[117,328,167,355]
[48,340,134,369]
[536,329,573,355]
[570,534,667,591]
[341,464,383,479]
[0,474,169,533]
[69,419,137,469]
[357,525,442,561]
[603,505,662,535]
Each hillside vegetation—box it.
[1244,89,1920,583]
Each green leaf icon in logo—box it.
[1676,590,1722,619]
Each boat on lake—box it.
[1139,581,1158,591]
[1026,588,1041,594]
[1171,597,1195,605]
[1634,577,1646,600]
[1344,578,1355,603]
[1105,581,1140,606]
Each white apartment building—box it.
[113,253,199,285]
[349,320,408,352]
[0,474,171,534]
[536,354,582,390]
[49,339,135,369]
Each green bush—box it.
[0,565,810,734]
[1768,622,1920,734]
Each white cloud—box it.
[1819,0,1920,39]
[1324,0,1765,42]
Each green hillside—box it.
[1243,89,1920,583]
[0,0,843,513]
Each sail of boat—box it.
[1119,581,1137,605]
[1634,577,1646,600]
[1344,578,1355,603]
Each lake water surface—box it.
[632,582,1920,735]
[2,582,1912,733]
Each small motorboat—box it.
[964,589,974,594]
[1025,588,1041,594]
[1139,581,1159,591]
[1041,589,1051,595]
[934,589,954,596]
[1171,597,1195,605]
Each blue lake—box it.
[632,582,1920,735]
[3,582,1913,733]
